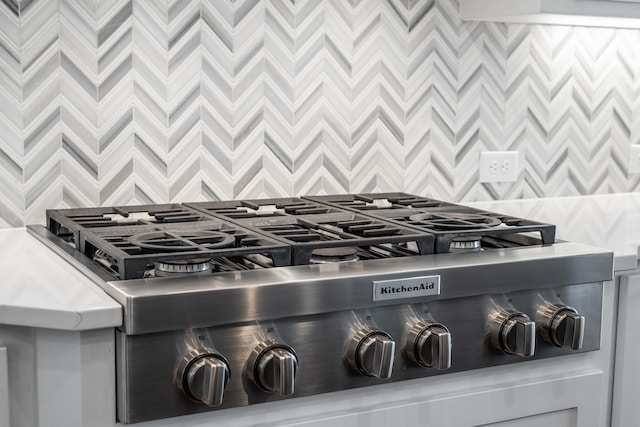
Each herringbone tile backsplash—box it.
[1,0,640,226]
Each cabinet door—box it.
[279,370,603,427]
[0,347,9,427]
[611,273,640,427]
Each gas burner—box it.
[408,212,502,231]
[309,247,360,264]
[129,230,236,252]
[450,236,482,251]
[154,258,213,277]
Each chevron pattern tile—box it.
[2,0,640,226]
[0,0,22,227]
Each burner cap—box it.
[449,236,482,251]
[309,247,360,264]
[155,258,213,277]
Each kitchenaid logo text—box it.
[373,275,440,301]
[379,283,435,294]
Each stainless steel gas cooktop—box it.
[28,193,614,424]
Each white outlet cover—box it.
[629,145,640,174]
[479,151,519,183]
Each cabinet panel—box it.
[277,370,602,427]
[0,347,8,427]
[36,329,82,427]
[480,409,576,427]
[611,273,640,427]
[0,326,37,427]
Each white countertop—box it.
[471,192,640,271]
[0,228,122,330]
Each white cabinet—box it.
[0,347,8,427]
[275,371,602,427]
[460,0,640,28]
[0,326,115,427]
[145,363,605,427]
[611,272,640,427]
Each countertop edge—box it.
[0,304,122,331]
[0,228,123,331]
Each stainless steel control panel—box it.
[117,282,603,423]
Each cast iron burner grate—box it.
[186,198,343,219]
[305,193,454,210]
[79,223,291,280]
[306,193,556,253]
[47,204,212,246]
[46,204,293,280]
[214,212,435,265]
[44,194,557,278]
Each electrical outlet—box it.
[629,145,640,174]
[479,151,519,183]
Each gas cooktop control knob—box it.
[347,328,396,379]
[489,310,535,357]
[537,304,585,350]
[180,354,230,407]
[405,321,452,369]
[247,340,298,396]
